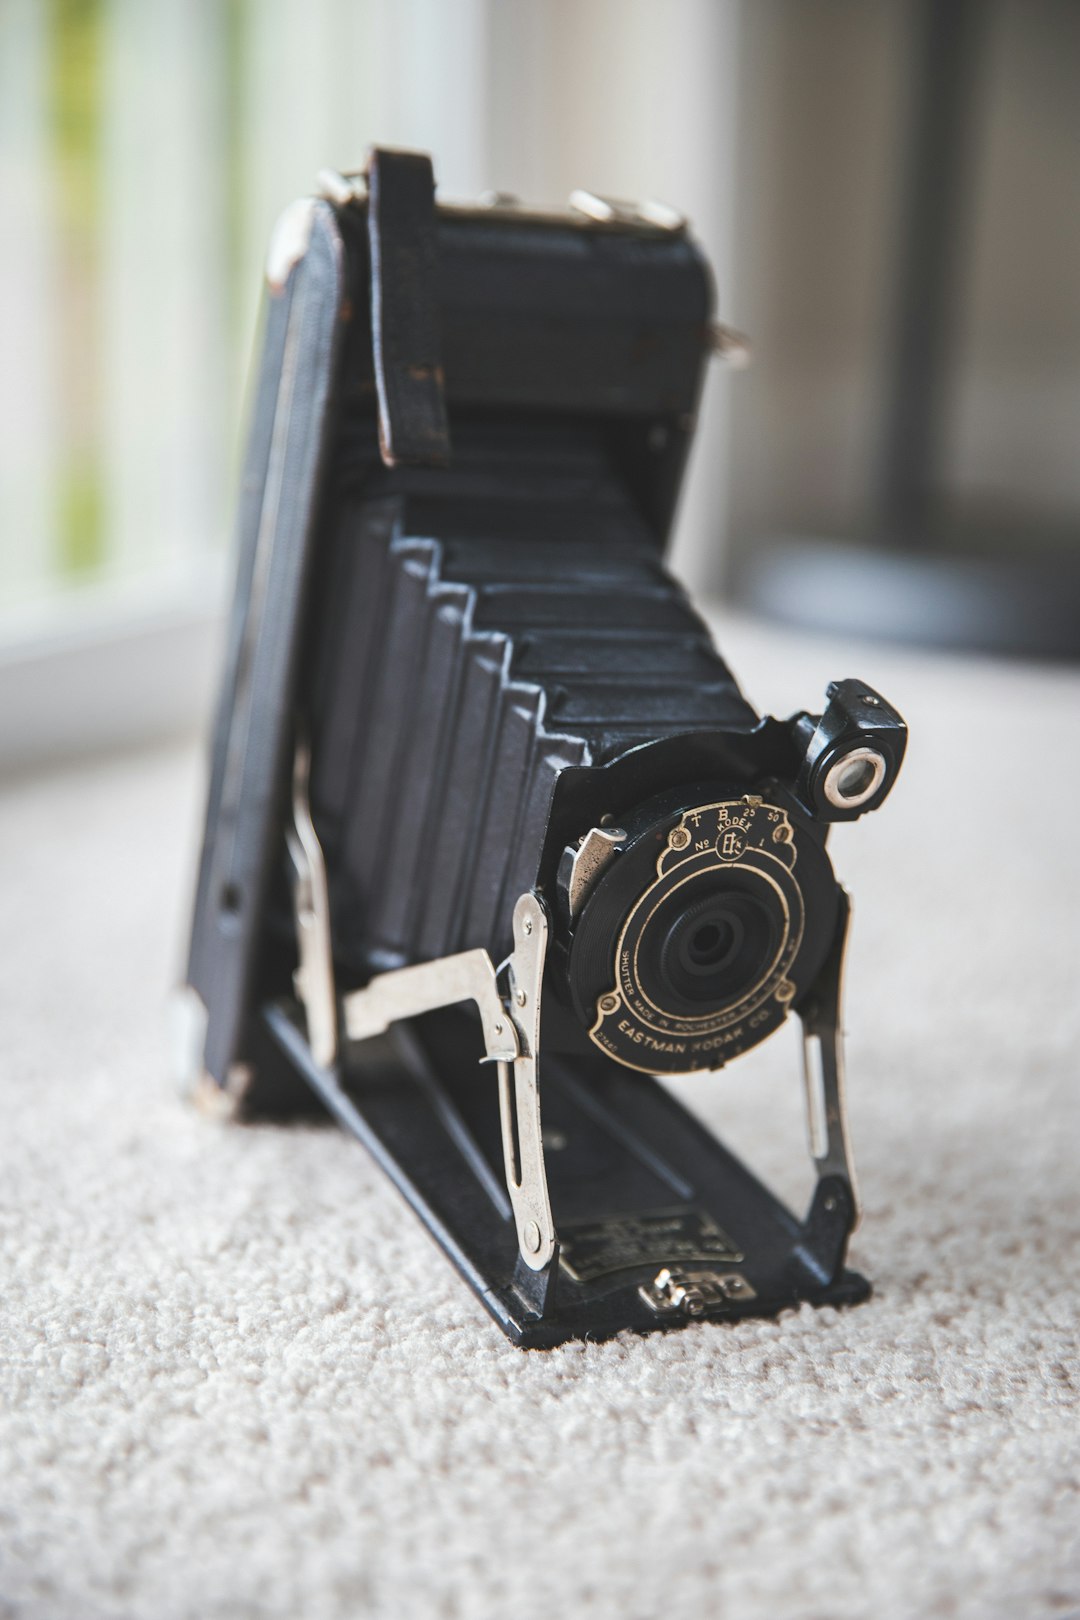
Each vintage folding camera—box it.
[178,149,907,1347]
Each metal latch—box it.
[639,1267,758,1318]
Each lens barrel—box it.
[564,795,839,1075]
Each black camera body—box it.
[180,151,906,1346]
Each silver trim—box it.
[823,746,887,810]
[265,196,318,294]
[498,893,556,1270]
[799,889,861,1224]
[286,737,338,1069]
[343,949,517,1064]
[315,168,367,208]
[168,986,209,1099]
[639,1267,758,1317]
[561,825,626,920]
[283,738,557,1271]
[709,322,752,369]
[311,168,686,240]
[340,892,557,1271]
[568,188,686,233]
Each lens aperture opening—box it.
[645,877,783,1017]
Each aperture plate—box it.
[583,799,810,1075]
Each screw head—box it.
[775,980,796,1004]
[669,826,691,851]
[523,918,533,935]
[523,1220,541,1253]
[515,988,527,1007]
[599,994,619,1014]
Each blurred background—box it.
[1,0,1078,770]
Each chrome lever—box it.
[342,949,518,1064]
[340,892,556,1273]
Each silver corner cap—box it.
[265,196,320,294]
[168,985,208,1098]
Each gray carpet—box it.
[1,611,1078,1620]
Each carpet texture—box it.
[1,611,1078,1620]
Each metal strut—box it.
[339,893,556,1272]
[798,887,861,1226]
[284,736,337,1069]
[286,747,557,1273]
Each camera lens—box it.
[567,796,841,1073]
[643,878,783,1016]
